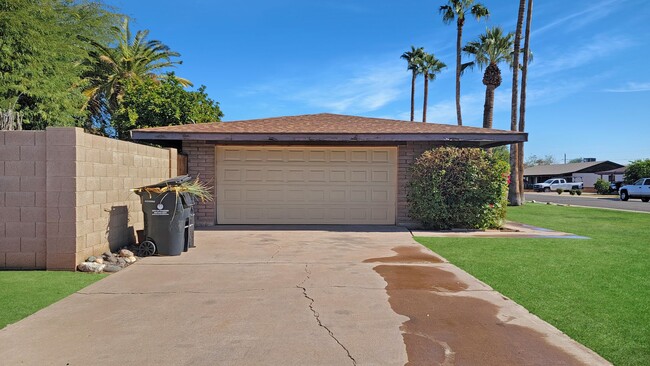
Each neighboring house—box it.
[524,161,624,189]
[132,113,526,227]
[595,166,626,183]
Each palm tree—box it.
[400,46,425,121]
[517,0,534,203]
[462,27,514,129]
[439,0,489,126]
[82,18,191,118]
[419,53,447,123]
[508,0,526,206]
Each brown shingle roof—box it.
[132,113,520,135]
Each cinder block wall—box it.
[0,127,176,270]
[182,140,215,226]
[0,131,47,269]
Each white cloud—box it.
[604,82,650,93]
[533,0,627,36]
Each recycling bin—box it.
[134,176,196,256]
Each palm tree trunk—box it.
[455,20,463,126]
[483,84,495,129]
[508,0,526,206]
[518,0,533,203]
[410,70,416,121]
[423,74,429,122]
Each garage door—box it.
[216,146,396,224]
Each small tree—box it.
[407,146,509,230]
[594,178,610,195]
[624,159,650,183]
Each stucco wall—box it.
[181,140,436,227]
[0,127,176,270]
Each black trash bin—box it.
[134,176,197,256]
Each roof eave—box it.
[130,131,527,146]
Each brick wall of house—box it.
[0,127,176,270]
[396,141,438,227]
[182,140,216,226]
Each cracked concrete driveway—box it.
[0,226,610,365]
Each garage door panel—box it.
[216,146,396,224]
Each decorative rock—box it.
[118,249,134,258]
[77,262,105,273]
[126,256,137,263]
[531,200,537,203]
[94,257,104,264]
[103,264,122,273]
[87,256,96,263]
[117,258,127,266]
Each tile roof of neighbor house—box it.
[132,113,523,135]
[594,166,627,175]
[524,161,623,176]
[131,113,527,148]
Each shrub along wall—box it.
[408,146,509,230]
[0,128,177,270]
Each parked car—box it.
[533,178,584,192]
[609,181,623,193]
[619,178,650,202]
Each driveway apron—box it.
[0,226,609,365]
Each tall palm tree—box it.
[419,53,447,123]
[463,27,514,129]
[82,18,191,118]
[400,46,425,122]
[517,0,533,203]
[508,0,526,206]
[439,0,489,126]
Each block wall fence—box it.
[0,128,177,270]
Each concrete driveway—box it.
[0,226,609,365]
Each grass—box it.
[0,271,106,329]
[414,204,650,366]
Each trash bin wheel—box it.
[138,240,156,257]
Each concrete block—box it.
[5,252,36,269]
[0,222,4,237]
[86,204,101,220]
[46,160,76,177]
[20,176,46,192]
[86,148,100,163]
[46,177,76,192]
[86,177,100,191]
[4,161,35,176]
[45,127,77,146]
[34,161,46,176]
[0,207,21,223]
[93,191,107,204]
[0,238,20,252]
[4,131,35,146]
[20,145,46,161]
[100,178,112,190]
[0,253,5,267]
[57,222,77,237]
[6,222,36,238]
[46,252,76,271]
[7,191,35,207]
[20,207,46,223]
[76,191,94,207]
[36,222,46,236]
[75,206,87,222]
[50,236,76,254]
[0,146,21,160]
[21,237,46,252]
[93,163,106,177]
[35,252,46,268]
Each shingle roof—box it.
[524,161,621,176]
[132,113,521,135]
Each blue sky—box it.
[110,0,650,164]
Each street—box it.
[525,192,650,213]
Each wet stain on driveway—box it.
[369,247,588,366]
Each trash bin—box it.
[134,175,197,256]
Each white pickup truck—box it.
[533,178,584,192]
[619,178,650,202]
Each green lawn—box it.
[0,271,106,329]
[415,204,649,366]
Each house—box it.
[131,113,526,227]
[524,161,624,189]
[594,166,626,183]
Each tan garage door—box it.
[216,146,396,224]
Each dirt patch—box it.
[370,254,587,365]
[363,246,443,264]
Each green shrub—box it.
[624,159,650,183]
[556,188,563,195]
[407,146,509,230]
[594,178,611,195]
